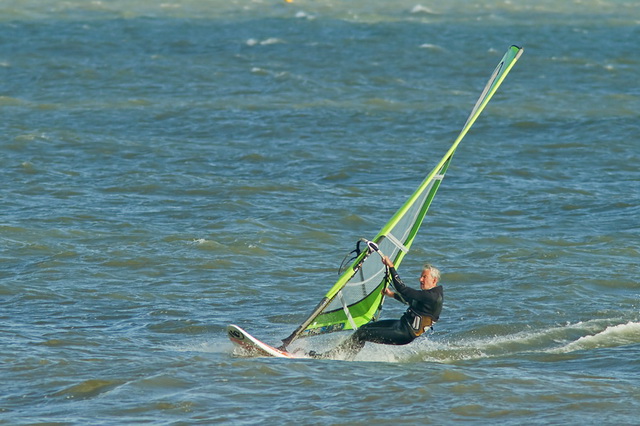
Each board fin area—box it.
[227,324,306,359]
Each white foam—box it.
[356,320,640,363]
[419,43,443,51]
[172,339,233,354]
[410,5,438,15]
[554,321,640,353]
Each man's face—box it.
[419,270,437,290]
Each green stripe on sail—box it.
[300,281,386,336]
[281,45,523,348]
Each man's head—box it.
[419,264,440,290]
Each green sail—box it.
[281,45,523,348]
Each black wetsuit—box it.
[323,266,443,357]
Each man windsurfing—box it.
[310,255,443,359]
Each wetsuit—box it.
[319,266,443,358]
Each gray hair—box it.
[423,263,440,281]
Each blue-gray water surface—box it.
[1,0,639,424]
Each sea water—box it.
[1,0,639,424]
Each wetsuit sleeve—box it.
[388,266,423,302]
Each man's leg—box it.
[311,320,411,359]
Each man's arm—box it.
[381,256,409,304]
[381,255,396,299]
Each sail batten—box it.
[281,46,523,349]
[386,233,409,253]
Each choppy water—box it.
[1,0,639,424]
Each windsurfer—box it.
[311,255,443,359]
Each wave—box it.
[359,319,640,363]
[211,320,640,364]
[552,321,640,354]
[212,319,640,363]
